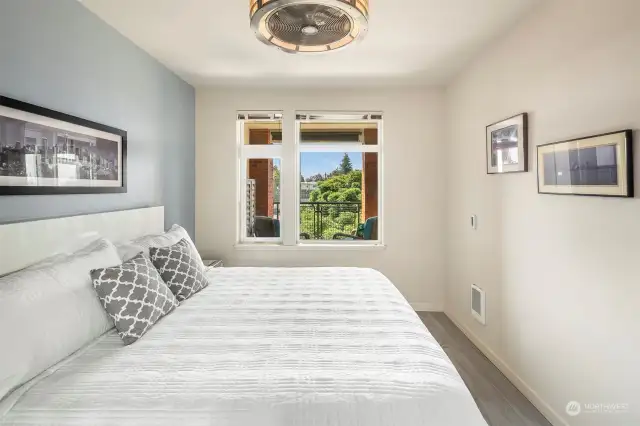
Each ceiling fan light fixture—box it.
[250,0,369,54]
[301,25,319,35]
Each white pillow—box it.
[0,238,121,400]
[116,224,204,267]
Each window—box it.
[237,111,382,247]
[237,112,282,243]
[296,112,381,244]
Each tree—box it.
[273,164,280,202]
[327,169,341,178]
[339,153,353,174]
[304,169,363,239]
[308,170,362,202]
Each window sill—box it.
[234,243,386,251]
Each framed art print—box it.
[0,96,127,195]
[486,113,528,174]
[537,130,633,198]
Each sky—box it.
[300,153,363,178]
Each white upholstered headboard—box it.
[0,206,164,276]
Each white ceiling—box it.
[81,0,539,88]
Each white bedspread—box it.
[1,267,487,426]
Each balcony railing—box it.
[273,201,362,240]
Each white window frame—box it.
[237,111,283,244]
[236,110,384,249]
[294,111,383,246]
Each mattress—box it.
[1,267,487,426]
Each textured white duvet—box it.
[1,267,487,426]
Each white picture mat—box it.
[537,132,628,196]
[0,104,123,187]
[0,176,121,187]
[0,206,164,276]
[0,105,120,142]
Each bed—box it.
[0,209,487,426]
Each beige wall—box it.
[445,0,640,425]
[196,87,446,310]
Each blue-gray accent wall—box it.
[0,0,196,237]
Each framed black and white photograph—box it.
[537,130,633,197]
[0,96,126,195]
[486,113,528,174]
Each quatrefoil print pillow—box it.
[149,238,210,302]
[91,253,179,345]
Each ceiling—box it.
[81,0,539,88]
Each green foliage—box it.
[273,164,281,202]
[309,170,362,202]
[302,169,362,239]
[273,164,280,182]
[339,153,353,174]
[299,206,360,240]
[340,187,361,202]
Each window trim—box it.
[298,143,379,153]
[234,243,387,251]
[294,112,383,246]
[236,113,283,244]
[236,110,384,248]
[238,154,283,245]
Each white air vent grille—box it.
[471,284,486,325]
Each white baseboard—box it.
[410,302,442,312]
[445,313,569,426]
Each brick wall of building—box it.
[248,129,274,218]
[362,128,378,222]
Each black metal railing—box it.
[273,201,362,240]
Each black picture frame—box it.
[536,130,633,198]
[0,96,127,195]
[486,112,529,174]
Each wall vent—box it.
[471,284,486,325]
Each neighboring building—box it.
[300,181,318,202]
[246,179,256,236]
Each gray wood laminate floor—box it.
[418,312,552,426]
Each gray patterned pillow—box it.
[90,253,179,345]
[149,238,210,301]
